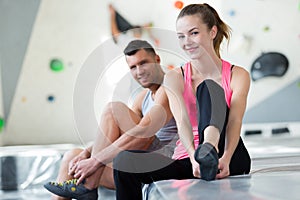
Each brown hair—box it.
[177,3,231,58]
[124,40,156,56]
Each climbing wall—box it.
[0,0,299,145]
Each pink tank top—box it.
[172,60,233,160]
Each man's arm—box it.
[92,86,173,164]
[130,89,147,118]
[73,87,174,184]
[72,89,148,182]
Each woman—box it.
[113,4,251,200]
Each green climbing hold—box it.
[50,58,64,72]
[263,26,270,32]
[0,117,5,132]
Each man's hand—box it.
[68,149,90,176]
[73,157,101,185]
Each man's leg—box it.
[51,156,113,200]
[81,101,153,189]
[51,148,83,200]
[49,101,151,199]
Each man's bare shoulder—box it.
[131,89,148,113]
[135,89,148,101]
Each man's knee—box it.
[62,148,83,162]
[102,102,128,121]
[103,102,127,114]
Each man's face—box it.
[126,49,161,88]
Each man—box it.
[44,40,177,200]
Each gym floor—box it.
[0,134,299,200]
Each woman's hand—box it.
[216,157,230,179]
[190,157,200,178]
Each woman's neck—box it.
[190,53,222,78]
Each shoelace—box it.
[50,178,78,186]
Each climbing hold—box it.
[229,10,236,16]
[263,26,270,32]
[250,52,289,81]
[0,117,4,132]
[174,1,184,9]
[47,95,55,102]
[50,58,64,72]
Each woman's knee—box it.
[113,150,129,175]
[197,80,227,134]
[113,150,145,173]
[113,150,133,168]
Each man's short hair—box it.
[123,40,156,56]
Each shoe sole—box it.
[194,143,219,181]
[44,184,98,199]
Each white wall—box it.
[0,0,191,145]
[221,0,300,109]
[0,0,299,145]
[2,0,108,145]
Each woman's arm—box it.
[164,70,195,160]
[217,66,250,178]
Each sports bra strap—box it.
[180,66,184,77]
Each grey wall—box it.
[244,77,300,123]
[0,0,40,119]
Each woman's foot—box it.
[194,143,219,181]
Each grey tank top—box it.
[141,90,178,143]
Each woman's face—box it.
[176,15,214,60]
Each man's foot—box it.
[194,143,219,181]
[44,179,98,200]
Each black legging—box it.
[113,80,251,200]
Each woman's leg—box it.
[195,79,250,177]
[229,138,251,175]
[196,79,228,144]
[113,150,193,200]
[194,80,228,180]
